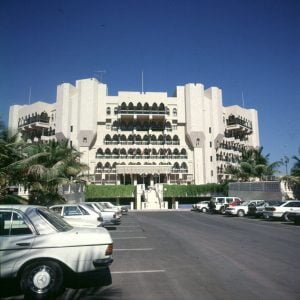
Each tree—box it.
[225,146,281,181]
[0,118,26,202]
[281,149,300,199]
[7,140,89,205]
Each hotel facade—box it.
[9,78,259,187]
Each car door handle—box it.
[16,243,30,246]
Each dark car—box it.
[287,212,300,225]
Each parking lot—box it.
[2,211,300,300]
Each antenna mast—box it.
[28,87,32,104]
[141,70,144,93]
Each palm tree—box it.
[281,149,300,199]
[225,146,281,181]
[7,140,89,205]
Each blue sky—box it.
[1,0,299,173]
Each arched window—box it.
[95,162,103,173]
[104,162,111,169]
[136,148,142,156]
[128,102,134,111]
[181,148,187,155]
[143,103,150,111]
[151,148,157,156]
[120,134,127,144]
[173,162,180,170]
[112,134,119,144]
[128,134,134,144]
[112,148,119,156]
[152,103,158,111]
[137,102,143,111]
[96,148,104,156]
[135,134,142,143]
[173,148,180,156]
[159,103,165,112]
[181,162,188,172]
[105,148,111,156]
[104,134,112,144]
[121,102,127,110]
[143,148,150,156]
[173,135,179,144]
[120,148,127,156]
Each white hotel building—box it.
[9,78,259,187]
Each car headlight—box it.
[105,244,113,255]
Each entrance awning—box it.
[116,165,172,174]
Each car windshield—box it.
[94,203,104,211]
[37,207,73,232]
[103,202,114,208]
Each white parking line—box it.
[114,248,153,251]
[113,236,147,240]
[113,230,143,232]
[111,270,166,274]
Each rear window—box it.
[37,208,73,232]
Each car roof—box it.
[0,204,44,212]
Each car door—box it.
[0,209,35,278]
[62,205,97,227]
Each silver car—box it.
[0,205,113,299]
[85,202,121,225]
[49,203,104,228]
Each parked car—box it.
[286,212,300,225]
[0,205,113,299]
[225,200,265,217]
[191,201,210,212]
[49,204,103,228]
[99,202,122,216]
[248,200,283,218]
[85,202,121,225]
[263,200,300,221]
[100,202,128,215]
[211,197,242,214]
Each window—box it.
[210,156,213,162]
[83,137,87,143]
[0,210,32,236]
[211,170,213,176]
[210,141,212,148]
[173,108,177,116]
[209,127,212,133]
[63,206,82,216]
[106,107,111,115]
[70,125,73,132]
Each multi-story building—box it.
[9,78,259,186]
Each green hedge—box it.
[85,185,135,199]
[163,183,228,198]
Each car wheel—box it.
[20,260,64,300]
[201,207,208,213]
[220,207,225,214]
[237,210,245,217]
[283,213,291,222]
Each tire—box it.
[201,207,208,213]
[20,260,64,300]
[220,207,225,214]
[237,210,245,217]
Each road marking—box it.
[114,248,153,251]
[111,270,166,274]
[113,236,146,240]
[113,230,143,232]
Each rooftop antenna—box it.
[94,70,106,82]
[141,70,144,93]
[242,91,245,108]
[28,87,32,104]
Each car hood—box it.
[33,227,113,248]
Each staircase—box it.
[142,184,166,209]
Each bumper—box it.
[93,257,113,268]
[67,267,112,288]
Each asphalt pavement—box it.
[2,211,300,300]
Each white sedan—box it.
[49,203,103,228]
[263,200,300,221]
[0,205,113,299]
